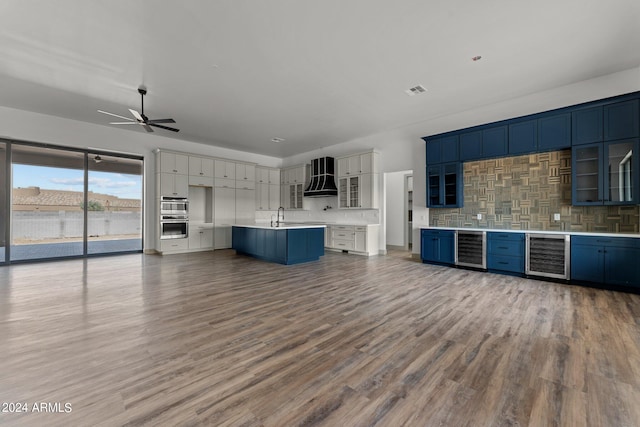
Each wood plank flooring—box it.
[0,249,639,426]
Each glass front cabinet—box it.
[572,139,638,205]
[427,163,462,208]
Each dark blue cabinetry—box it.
[487,232,525,275]
[426,135,458,165]
[539,113,571,150]
[572,106,603,145]
[427,163,463,208]
[571,236,640,289]
[604,99,639,141]
[572,139,639,205]
[459,126,508,161]
[421,229,455,265]
[509,114,571,155]
[509,120,537,155]
[232,226,324,265]
[573,99,640,146]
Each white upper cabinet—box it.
[256,167,269,184]
[189,156,214,177]
[236,163,256,181]
[337,151,378,177]
[268,169,280,184]
[159,152,189,175]
[214,159,236,179]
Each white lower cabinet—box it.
[214,187,236,249]
[326,224,379,256]
[160,238,189,253]
[189,225,214,250]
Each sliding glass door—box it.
[87,153,143,254]
[5,142,143,263]
[11,145,85,261]
[0,142,6,264]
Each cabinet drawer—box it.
[487,232,525,242]
[488,239,524,256]
[488,254,524,273]
[214,177,236,188]
[333,225,354,232]
[332,239,355,250]
[354,226,367,232]
[571,235,640,249]
[332,230,355,240]
[160,239,189,252]
[236,180,256,190]
[189,175,213,186]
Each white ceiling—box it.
[0,1,639,158]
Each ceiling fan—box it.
[98,87,179,133]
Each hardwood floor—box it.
[0,249,639,426]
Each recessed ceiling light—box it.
[472,55,482,62]
[271,137,285,143]
[405,84,427,96]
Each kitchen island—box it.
[232,224,326,265]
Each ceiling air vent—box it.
[405,84,427,96]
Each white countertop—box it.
[423,226,640,239]
[234,223,327,230]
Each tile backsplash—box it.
[429,150,639,233]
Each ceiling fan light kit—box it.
[98,87,179,133]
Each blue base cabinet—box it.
[232,226,324,265]
[487,232,525,275]
[571,236,640,289]
[421,229,455,265]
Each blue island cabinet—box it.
[420,229,455,265]
[232,226,324,265]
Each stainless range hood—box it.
[304,157,338,197]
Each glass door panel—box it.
[11,145,85,261]
[444,163,458,206]
[349,177,359,208]
[0,142,6,263]
[87,153,143,254]
[427,165,442,207]
[573,144,601,204]
[605,140,634,203]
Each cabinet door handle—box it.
[498,261,509,265]
[498,246,509,249]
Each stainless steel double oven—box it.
[160,196,189,239]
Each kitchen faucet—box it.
[277,206,285,227]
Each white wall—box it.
[385,171,411,247]
[0,106,281,251]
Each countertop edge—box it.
[421,226,640,239]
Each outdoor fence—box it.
[12,211,142,241]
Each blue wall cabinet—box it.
[426,135,458,165]
[421,229,455,265]
[572,139,638,205]
[509,120,537,155]
[483,126,508,158]
[426,163,462,208]
[459,131,483,161]
[572,143,603,205]
[487,232,525,274]
[571,236,640,289]
[538,113,571,150]
[604,99,639,141]
[572,106,603,145]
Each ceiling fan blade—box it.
[98,110,135,121]
[142,124,154,132]
[150,123,180,133]
[129,109,144,122]
[146,118,176,124]
[109,121,139,125]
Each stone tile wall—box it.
[429,150,640,233]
